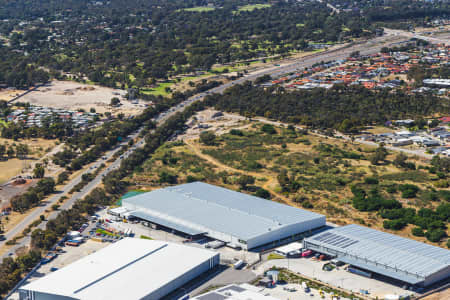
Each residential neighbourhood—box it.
[7,106,98,128]
[265,42,450,94]
[358,118,450,156]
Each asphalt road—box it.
[0,31,414,261]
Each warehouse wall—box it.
[19,290,77,300]
[247,216,326,249]
[143,253,220,300]
[423,265,450,287]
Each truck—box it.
[65,239,83,246]
[348,266,372,278]
[65,241,80,247]
[41,252,57,264]
[301,282,310,293]
[205,240,225,249]
[233,260,245,269]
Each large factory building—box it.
[19,238,219,300]
[122,182,326,250]
[304,224,450,287]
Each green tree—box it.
[33,164,45,179]
[110,97,121,106]
[369,144,387,165]
[199,131,216,146]
[261,124,276,134]
[237,175,255,190]
[0,144,6,159]
[6,147,14,158]
[15,144,29,159]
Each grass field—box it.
[140,82,174,96]
[0,138,56,183]
[236,4,271,12]
[0,159,30,183]
[183,6,215,12]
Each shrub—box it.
[199,131,216,145]
[364,177,379,185]
[254,188,271,199]
[425,229,447,243]
[186,175,198,183]
[383,219,407,230]
[398,184,419,198]
[438,190,450,201]
[386,185,397,194]
[158,171,178,184]
[420,190,439,202]
[302,201,313,209]
[229,129,243,136]
[261,124,276,134]
[434,180,449,188]
[412,227,425,237]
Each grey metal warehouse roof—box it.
[130,211,206,236]
[123,182,324,241]
[304,224,450,284]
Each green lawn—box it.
[236,4,271,12]
[0,120,9,128]
[96,228,116,237]
[140,82,174,96]
[267,253,285,260]
[183,6,215,12]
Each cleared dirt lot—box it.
[8,81,144,115]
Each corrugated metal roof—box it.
[123,182,325,241]
[21,239,218,300]
[130,211,206,236]
[305,224,450,282]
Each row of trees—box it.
[10,178,55,212]
[1,118,75,141]
[0,143,29,160]
[205,82,447,130]
[0,250,41,295]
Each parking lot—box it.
[9,240,108,300]
[255,257,415,299]
[261,283,350,300]
[96,208,261,265]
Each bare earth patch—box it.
[10,81,144,115]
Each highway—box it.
[384,28,450,46]
[0,31,414,260]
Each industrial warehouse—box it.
[122,182,326,250]
[303,224,450,288]
[18,238,219,300]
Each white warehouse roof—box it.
[304,224,450,286]
[193,283,280,300]
[20,238,219,300]
[122,182,325,249]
